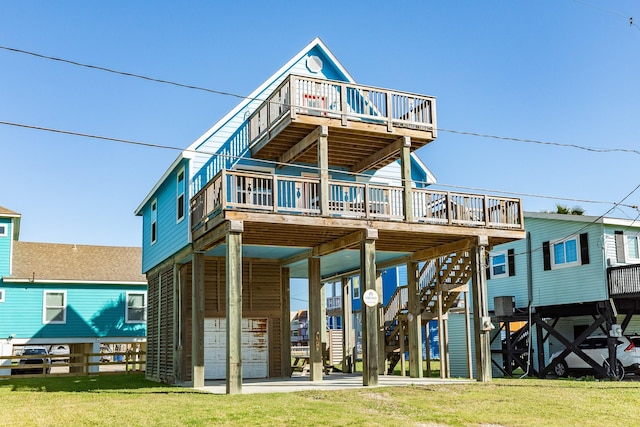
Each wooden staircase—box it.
[383,252,472,373]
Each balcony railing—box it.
[190,170,523,231]
[247,74,437,148]
[608,264,640,296]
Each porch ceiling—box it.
[250,116,435,171]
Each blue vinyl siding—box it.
[0,217,11,276]
[142,161,190,273]
[0,283,146,339]
[488,216,607,310]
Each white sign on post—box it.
[362,289,379,307]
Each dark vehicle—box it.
[16,346,51,374]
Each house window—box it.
[0,224,7,237]
[0,289,4,302]
[628,235,640,260]
[176,169,185,223]
[352,276,360,299]
[126,292,147,323]
[491,252,507,278]
[43,291,66,324]
[151,199,157,245]
[551,237,580,268]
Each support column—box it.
[464,291,473,379]
[376,272,386,375]
[281,268,291,377]
[407,260,423,378]
[470,238,491,382]
[191,252,205,388]
[361,229,378,386]
[400,136,413,222]
[174,264,187,383]
[442,315,450,378]
[308,257,324,381]
[341,276,353,373]
[226,221,243,394]
[436,261,445,379]
[317,125,329,215]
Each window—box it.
[0,289,4,302]
[151,199,157,244]
[543,233,590,270]
[491,252,507,278]
[176,169,185,223]
[627,235,640,260]
[126,292,147,323]
[487,249,515,279]
[43,291,66,324]
[0,224,7,237]
[352,276,360,299]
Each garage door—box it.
[204,318,268,380]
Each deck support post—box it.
[464,290,473,378]
[470,238,492,382]
[191,251,205,388]
[226,221,244,394]
[436,263,446,379]
[361,229,378,386]
[376,272,386,375]
[400,136,413,222]
[407,260,423,378]
[308,257,324,381]
[317,126,330,215]
[281,268,291,377]
[341,276,354,373]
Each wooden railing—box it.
[190,170,524,230]
[608,264,640,296]
[247,74,437,147]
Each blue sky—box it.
[2,2,639,248]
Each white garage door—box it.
[204,318,268,380]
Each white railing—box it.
[247,74,437,147]
[190,170,523,231]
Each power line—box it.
[571,0,640,31]
[1,119,638,211]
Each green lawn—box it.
[1,373,638,426]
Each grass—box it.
[2,373,639,426]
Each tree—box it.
[555,204,584,215]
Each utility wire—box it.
[1,119,638,211]
[571,0,640,31]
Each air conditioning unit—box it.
[494,296,515,317]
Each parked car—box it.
[48,344,70,363]
[17,346,51,374]
[550,335,640,380]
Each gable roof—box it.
[5,242,146,283]
[0,205,21,240]
[0,205,20,216]
[135,37,353,215]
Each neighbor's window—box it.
[151,199,158,245]
[126,292,147,323]
[0,289,5,302]
[43,291,66,324]
[0,224,7,237]
[491,252,507,278]
[176,168,185,223]
[352,276,360,299]
[627,235,640,260]
[552,237,580,268]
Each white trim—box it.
[0,289,4,302]
[235,164,275,174]
[411,153,437,185]
[43,290,67,324]
[3,279,146,285]
[151,198,158,245]
[0,224,7,237]
[626,234,640,261]
[125,291,147,324]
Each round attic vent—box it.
[306,55,323,73]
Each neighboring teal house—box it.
[135,37,525,392]
[448,212,640,379]
[0,205,147,373]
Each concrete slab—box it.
[185,373,475,395]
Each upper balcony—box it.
[248,74,437,172]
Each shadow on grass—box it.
[3,373,203,394]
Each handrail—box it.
[608,264,640,296]
[190,170,524,231]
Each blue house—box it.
[0,205,147,375]
[135,37,525,393]
[448,212,640,379]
